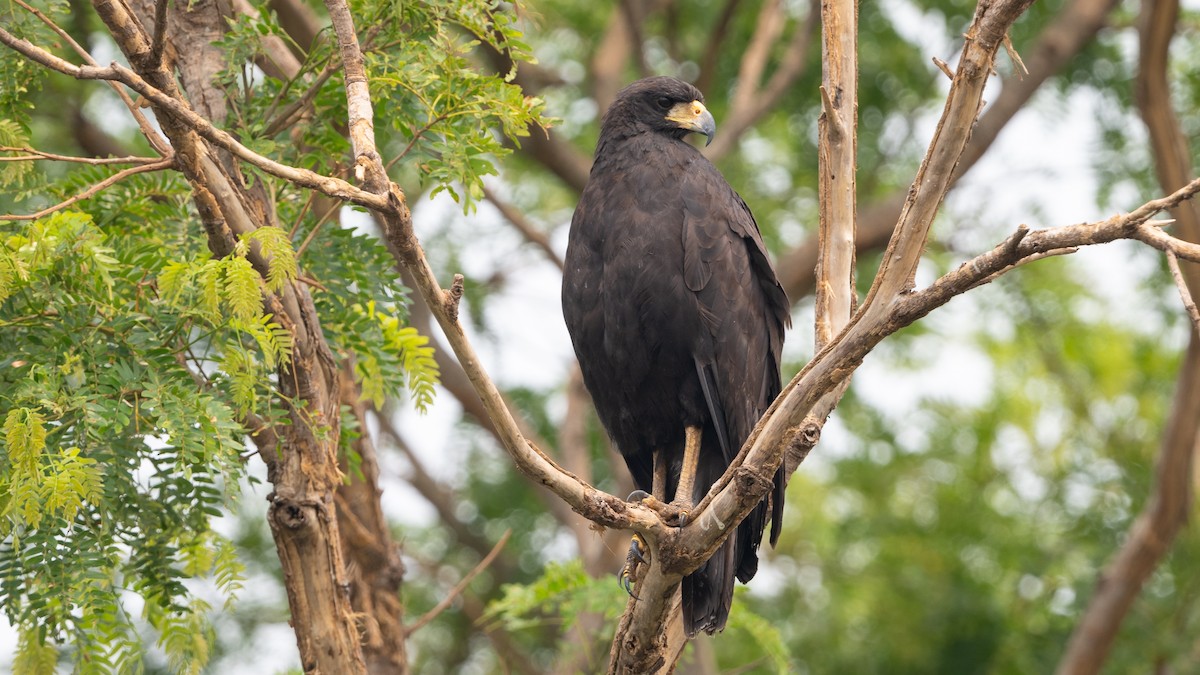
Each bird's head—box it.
[599,76,716,147]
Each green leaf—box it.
[224,255,263,322]
[4,407,47,472]
[242,226,297,292]
[13,627,57,675]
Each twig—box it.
[10,0,169,155]
[376,411,519,580]
[1167,251,1200,331]
[482,184,564,270]
[1003,33,1029,76]
[262,60,339,138]
[294,194,346,260]
[405,530,511,635]
[0,157,175,221]
[0,147,161,164]
[933,56,955,80]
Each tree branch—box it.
[0,24,387,209]
[405,530,511,636]
[729,0,785,116]
[84,0,368,670]
[482,183,564,270]
[1054,336,1200,675]
[0,147,161,164]
[0,157,175,221]
[10,0,170,154]
[814,0,858,350]
[335,361,409,673]
[706,0,819,162]
[776,0,1122,301]
[374,410,520,581]
[1056,0,1200,669]
[1167,251,1200,331]
[268,0,322,53]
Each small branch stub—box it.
[444,274,465,323]
[1002,33,1029,78]
[818,85,845,140]
[933,56,955,81]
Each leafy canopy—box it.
[0,0,548,669]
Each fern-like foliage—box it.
[0,207,247,672]
[355,302,440,412]
[483,559,625,634]
[13,628,57,675]
[0,0,550,666]
[242,226,299,292]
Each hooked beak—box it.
[666,100,716,146]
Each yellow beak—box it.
[665,100,717,146]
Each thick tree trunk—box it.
[338,362,409,674]
[94,0,369,670]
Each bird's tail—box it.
[681,534,737,636]
[680,441,752,637]
[679,421,775,636]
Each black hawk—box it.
[562,76,790,636]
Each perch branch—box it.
[615,0,1036,668]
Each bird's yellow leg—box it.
[653,448,669,500]
[672,426,703,515]
[621,448,667,596]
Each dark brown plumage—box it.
[561,76,790,636]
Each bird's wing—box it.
[680,158,789,546]
[680,161,788,452]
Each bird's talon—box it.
[676,509,689,527]
[627,489,651,503]
[619,568,639,599]
[618,533,648,598]
[629,533,648,563]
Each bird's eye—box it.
[655,96,672,110]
